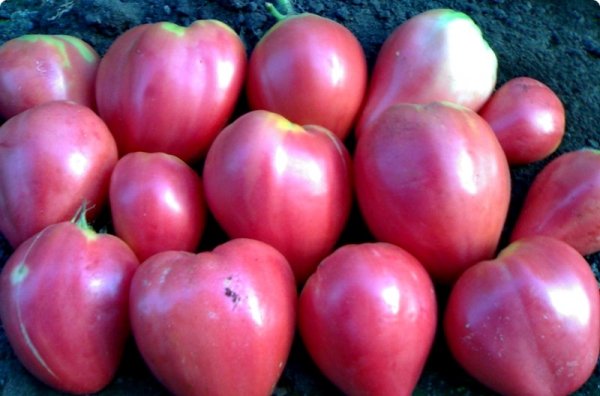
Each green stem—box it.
[265,0,296,21]
[71,201,95,234]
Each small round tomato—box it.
[0,34,99,119]
[444,236,600,396]
[479,76,565,165]
[109,152,206,262]
[299,243,437,396]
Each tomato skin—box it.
[96,20,246,162]
[511,149,600,256]
[109,152,206,262]
[354,102,510,283]
[203,110,352,284]
[356,8,497,138]
[129,238,297,396]
[0,220,139,394]
[247,13,367,140]
[0,34,99,119]
[479,77,565,165]
[444,236,600,396]
[0,100,118,248]
[298,243,437,396]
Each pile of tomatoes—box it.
[0,2,598,395]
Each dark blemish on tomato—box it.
[225,287,240,303]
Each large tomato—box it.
[479,76,565,165]
[129,238,297,396]
[203,110,352,284]
[109,152,206,262]
[511,149,600,255]
[355,8,497,138]
[0,34,99,119]
[96,20,246,162]
[246,3,367,140]
[298,243,437,396]
[354,101,510,283]
[0,213,139,394]
[444,236,600,396]
[0,100,118,248]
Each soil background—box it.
[0,0,599,395]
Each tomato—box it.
[109,152,206,262]
[129,238,297,396]
[479,77,565,165]
[0,34,99,119]
[354,102,510,283]
[203,110,352,284]
[0,212,139,394]
[355,9,497,138]
[96,20,246,162]
[246,2,367,140]
[0,100,118,248]
[511,149,600,255]
[298,243,437,396]
[444,236,600,396]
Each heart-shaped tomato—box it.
[299,243,437,395]
[96,20,246,162]
[0,214,139,393]
[203,110,352,284]
[444,236,600,396]
[354,101,510,283]
[129,238,297,396]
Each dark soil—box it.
[0,0,599,395]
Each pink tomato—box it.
[0,100,118,248]
[0,34,99,119]
[203,110,352,284]
[444,236,600,396]
[0,213,139,393]
[479,77,565,165]
[354,101,510,283]
[129,238,297,396]
[247,3,367,140]
[96,20,246,162]
[356,8,497,138]
[109,152,206,262]
[511,149,600,255]
[299,243,437,396]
